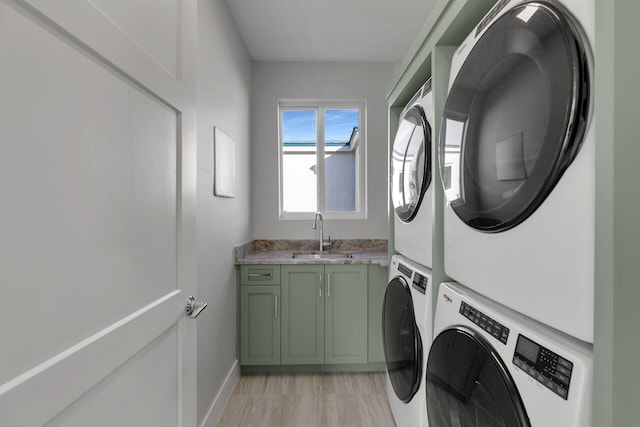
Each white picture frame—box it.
[214,126,235,198]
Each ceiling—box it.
[225,0,438,62]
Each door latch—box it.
[186,296,208,319]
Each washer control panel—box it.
[459,301,509,344]
[513,334,573,400]
[397,262,412,280]
[412,273,428,295]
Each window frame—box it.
[278,99,367,220]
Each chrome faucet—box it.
[312,212,331,252]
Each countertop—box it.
[234,239,388,267]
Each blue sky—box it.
[283,109,358,143]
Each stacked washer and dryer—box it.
[430,0,596,426]
[383,79,435,427]
[384,1,596,426]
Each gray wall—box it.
[196,0,252,424]
[251,62,394,239]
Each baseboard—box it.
[241,362,386,374]
[199,360,240,427]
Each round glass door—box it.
[391,105,432,223]
[426,328,530,426]
[382,276,422,403]
[439,2,590,232]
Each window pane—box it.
[324,109,359,212]
[283,153,317,212]
[282,109,317,143]
[282,109,317,212]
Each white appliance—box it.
[391,79,434,268]
[439,0,595,342]
[382,255,433,427]
[426,282,593,426]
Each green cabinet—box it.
[324,265,368,364]
[281,265,324,364]
[240,263,387,370]
[239,266,281,365]
[281,264,368,365]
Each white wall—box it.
[251,62,394,239]
[196,0,252,425]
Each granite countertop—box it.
[234,239,388,266]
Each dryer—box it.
[426,282,593,427]
[382,255,433,427]
[439,0,595,342]
[391,79,434,268]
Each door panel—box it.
[391,105,431,222]
[20,0,188,105]
[0,7,178,381]
[45,323,180,427]
[439,2,589,232]
[325,265,367,364]
[382,275,422,402]
[281,266,324,365]
[240,286,280,365]
[426,328,530,427]
[88,0,180,78]
[0,0,197,426]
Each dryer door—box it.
[382,276,422,403]
[391,103,432,223]
[439,2,590,232]
[426,327,530,426]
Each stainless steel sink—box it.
[292,252,353,259]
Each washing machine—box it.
[382,255,433,427]
[391,79,434,268]
[426,282,593,426]
[439,0,595,342]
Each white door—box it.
[0,1,198,426]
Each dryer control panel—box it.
[513,334,573,400]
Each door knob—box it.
[186,296,208,319]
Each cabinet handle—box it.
[319,273,322,297]
[328,273,331,297]
[248,272,272,278]
[274,294,278,320]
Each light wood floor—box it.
[216,372,396,427]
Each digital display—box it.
[412,273,427,294]
[515,335,539,362]
[513,334,573,400]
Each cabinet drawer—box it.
[240,265,281,285]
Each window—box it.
[279,100,366,219]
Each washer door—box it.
[426,327,530,426]
[391,103,432,223]
[439,2,590,232]
[382,276,422,403]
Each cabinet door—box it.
[367,264,388,363]
[325,265,368,364]
[240,285,280,365]
[281,265,324,365]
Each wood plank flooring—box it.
[216,372,396,427]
